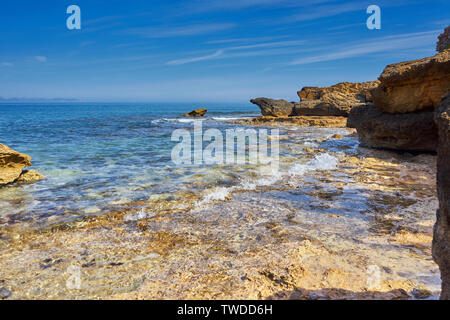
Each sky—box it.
[0,0,448,102]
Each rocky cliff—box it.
[348,104,438,152]
[433,93,450,299]
[349,49,449,152]
[371,50,450,114]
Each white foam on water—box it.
[124,208,155,221]
[308,153,339,170]
[212,117,248,121]
[239,179,257,191]
[196,186,237,206]
[196,153,339,207]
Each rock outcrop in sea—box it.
[183,108,207,117]
[0,144,45,186]
[348,49,450,152]
[433,93,450,300]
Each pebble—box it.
[0,287,11,299]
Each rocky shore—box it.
[0,28,448,300]
[245,28,449,299]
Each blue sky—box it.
[0,0,448,102]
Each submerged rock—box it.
[183,108,207,117]
[233,116,348,128]
[432,93,450,299]
[296,81,380,117]
[0,144,32,185]
[250,98,295,117]
[348,104,438,152]
[371,50,450,114]
[15,170,46,184]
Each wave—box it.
[196,153,339,207]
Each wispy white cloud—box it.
[180,0,338,14]
[167,40,305,65]
[1,62,13,67]
[168,50,225,65]
[205,35,291,44]
[121,23,236,38]
[290,30,440,65]
[35,56,47,62]
[283,2,365,23]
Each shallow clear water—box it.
[0,102,266,226]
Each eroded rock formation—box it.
[0,144,44,186]
[371,50,450,114]
[433,93,450,299]
[296,81,379,116]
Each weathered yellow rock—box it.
[0,144,31,185]
[183,108,207,117]
[15,170,46,184]
[371,50,450,114]
[296,81,380,116]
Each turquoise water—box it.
[0,102,260,226]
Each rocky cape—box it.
[251,81,379,118]
[0,144,45,186]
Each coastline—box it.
[0,124,440,299]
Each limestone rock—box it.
[371,50,450,114]
[183,108,207,117]
[295,81,380,117]
[15,170,46,184]
[432,93,450,299]
[347,104,438,152]
[250,98,295,117]
[437,26,450,52]
[0,144,31,186]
